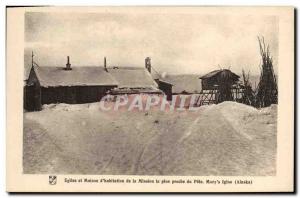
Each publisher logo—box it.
[49,175,57,185]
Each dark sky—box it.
[25,11,278,76]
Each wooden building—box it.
[24,57,118,111]
[24,56,174,111]
[195,69,241,105]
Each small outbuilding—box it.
[200,69,240,90]
[195,69,241,105]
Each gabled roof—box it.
[107,67,158,89]
[33,65,118,87]
[200,69,240,80]
[199,70,221,79]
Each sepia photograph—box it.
[23,10,278,176]
[6,6,294,192]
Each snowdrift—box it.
[24,101,277,175]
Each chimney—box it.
[65,56,72,70]
[145,57,151,73]
[104,57,108,72]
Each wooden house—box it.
[24,56,174,111]
[195,69,241,105]
[24,57,118,111]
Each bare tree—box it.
[255,36,278,107]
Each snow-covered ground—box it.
[23,101,277,175]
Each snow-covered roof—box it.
[33,66,118,87]
[200,69,240,80]
[107,67,158,89]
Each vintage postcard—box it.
[6,6,294,192]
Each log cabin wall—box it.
[40,85,117,104]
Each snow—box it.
[23,101,277,175]
[107,67,158,88]
[33,66,118,87]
